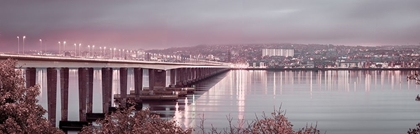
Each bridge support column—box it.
[191,68,196,83]
[187,68,192,84]
[134,68,143,98]
[120,68,128,107]
[47,68,57,126]
[204,68,208,78]
[148,69,155,90]
[202,68,206,79]
[25,67,36,88]
[176,68,182,87]
[102,68,113,113]
[150,69,166,90]
[197,68,201,81]
[190,68,194,82]
[170,69,176,87]
[87,68,94,114]
[78,68,88,121]
[60,68,69,121]
[181,68,187,86]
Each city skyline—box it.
[1,0,420,51]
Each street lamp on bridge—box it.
[88,45,90,57]
[74,43,77,56]
[39,39,43,55]
[79,43,81,56]
[103,47,106,58]
[17,36,20,54]
[109,48,112,59]
[63,41,66,55]
[58,41,61,55]
[113,48,116,59]
[22,36,26,55]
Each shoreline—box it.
[231,68,420,71]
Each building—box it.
[262,49,294,57]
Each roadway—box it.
[0,54,231,70]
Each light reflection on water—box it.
[177,70,420,134]
[34,69,420,134]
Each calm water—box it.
[36,69,420,134]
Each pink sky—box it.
[1,0,419,52]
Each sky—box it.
[0,0,419,52]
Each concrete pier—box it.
[78,68,88,121]
[25,67,36,88]
[47,68,57,126]
[119,68,128,107]
[188,68,192,82]
[148,69,167,90]
[133,68,143,98]
[148,69,155,90]
[101,68,113,113]
[183,68,187,85]
[60,68,69,121]
[154,69,166,89]
[176,68,182,86]
[197,68,202,81]
[170,69,176,87]
[87,68,94,114]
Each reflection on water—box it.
[34,69,420,134]
[178,70,420,134]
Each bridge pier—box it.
[189,68,194,83]
[87,68,94,114]
[148,69,155,90]
[47,68,57,126]
[197,68,202,81]
[183,68,188,85]
[25,67,36,88]
[204,68,208,78]
[78,68,88,121]
[133,68,143,98]
[149,69,166,90]
[101,68,113,113]
[120,68,128,107]
[60,68,69,121]
[191,68,196,83]
[176,68,183,87]
[170,69,176,87]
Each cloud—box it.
[0,0,419,51]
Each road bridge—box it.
[0,54,230,130]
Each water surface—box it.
[36,69,420,134]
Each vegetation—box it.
[0,59,63,133]
[82,101,320,134]
[408,123,420,134]
[80,104,192,134]
[197,107,321,134]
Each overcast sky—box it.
[0,0,419,51]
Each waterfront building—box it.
[262,49,294,57]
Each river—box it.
[36,69,420,134]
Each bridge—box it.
[0,54,231,131]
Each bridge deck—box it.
[0,54,230,70]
